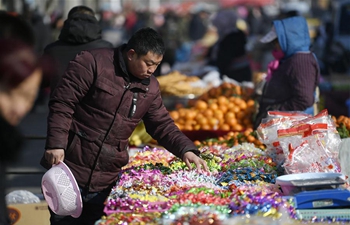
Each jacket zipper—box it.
[128,92,138,118]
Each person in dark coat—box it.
[44,5,113,92]
[254,16,320,128]
[0,13,44,225]
[188,10,210,41]
[40,27,208,225]
[210,9,252,82]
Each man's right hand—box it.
[45,149,65,166]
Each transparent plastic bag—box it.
[339,138,350,184]
[258,109,341,174]
[5,190,40,204]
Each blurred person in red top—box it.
[0,12,45,225]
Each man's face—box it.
[126,49,163,80]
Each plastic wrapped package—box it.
[257,109,341,174]
[277,120,341,174]
[256,111,311,145]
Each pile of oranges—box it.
[332,115,350,131]
[169,95,256,131]
[193,128,266,150]
[191,82,254,103]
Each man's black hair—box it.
[67,5,95,19]
[126,27,165,56]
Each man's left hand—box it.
[182,151,209,173]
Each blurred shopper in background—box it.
[209,9,252,82]
[44,5,113,92]
[0,12,44,225]
[154,10,184,76]
[188,8,210,42]
[22,3,52,55]
[254,16,320,129]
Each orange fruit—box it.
[209,102,219,111]
[185,110,197,120]
[221,82,231,89]
[230,106,240,114]
[247,135,255,143]
[238,101,247,110]
[217,96,228,106]
[229,96,236,103]
[209,98,218,104]
[247,99,255,107]
[219,123,231,131]
[185,119,196,126]
[195,100,208,111]
[193,124,201,130]
[235,86,242,95]
[219,105,228,114]
[236,111,246,120]
[232,97,241,105]
[193,140,201,146]
[213,110,224,120]
[244,129,252,136]
[208,118,219,127]
[169,111,180,121]
[201,124,212,130]
[224,111,236,120]
[195,112,204,120]
[177,118,185,125]
[178,108,187,118]
[232,124,243,131]
[246,127,254,133]
[197,117,208,126]
[225,117,237,127]
[204,109,214,118]
[183,124,193,131]
[227,102,235,110]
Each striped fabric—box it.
[260,52,320,112]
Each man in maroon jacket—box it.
[40,27,208,225]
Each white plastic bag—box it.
[5,190,40,204]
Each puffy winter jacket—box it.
[44,13,113,91]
